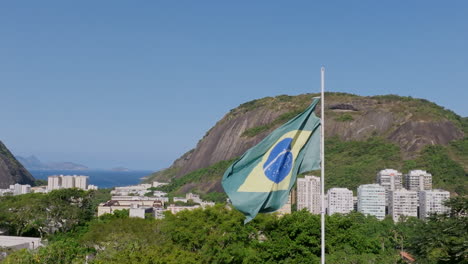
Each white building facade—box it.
[0,235,42,250]
[97,196,165,217]
[376,169,403,205]
[418,189,450,219]
[62,176,75,188]
[0,184,31,196]
[327,188,354,215]
[389,188,418,222]
[47,176,62,191]
[297,175,321,214]
[47,175,90,191]
[405,170,432,191]
[111,184,152,196]
[11,184,31,195]
[357,184,386,220]
[74,176,89,190]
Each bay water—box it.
[30,170,153,189]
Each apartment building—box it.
[47,175,90,191]
[389,188,418,222]
[297,175,321,214]
[405,170,432,191]
[327,188,354,215]
[357,184,386,220]
[376,169,403,205]
[419,189,450,219]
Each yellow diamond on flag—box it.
[238,130,312,192]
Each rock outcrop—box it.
[0,141,35,188]
[165,93,464,180]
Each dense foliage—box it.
[334,113,355,122]
[0,189,110,237]
[155,159,235,202]
[398,197,468,263]
[145,94,468,197]
[150,136,467,199]
[3,197,467,264]
[318,136,402,192]
[404,143,467,195]
[318,136,467,195]
[241,109,304,138]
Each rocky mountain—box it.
[16,155,89,171]
[0,141,35,188]
[145,93,467,198]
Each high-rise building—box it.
[62,176,75,188]
[47,175,92,191]
[327,188,353,215]
[74,176,89,190]
[357,184,386,220]
[376,169,403,205]
[389,188,418,222]
[405,170,432,191]
[48,175,62,191]
[419,189,450,219]
[297,175,321,214]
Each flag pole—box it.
[320,66,326,264]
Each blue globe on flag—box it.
[263,138,293,183]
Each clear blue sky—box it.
[1,1,467,170]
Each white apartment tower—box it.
[376,169,403,205]
[48,176,62,191]
[389,188,418,222]
[419,189,450,219]
[297,175,321,214]
[327,188,354,215]
[74,176,89,190]
[47,175,90,191]
[62,176,75,188]
[405,170,432,191]
[357,184,386,220]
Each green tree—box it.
[0,193,46,236]
[404,197,468,263]
[0,189,95,237]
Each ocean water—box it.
[30,170,153,189]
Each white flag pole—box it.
[320,66,326,264]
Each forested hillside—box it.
[145,93,467,200]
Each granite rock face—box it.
[167,94,464,180]
[0,141,35,188]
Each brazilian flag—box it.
[222,98,321,223]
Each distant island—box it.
[16,155,89,171]
[16,155,135,172]
[111,167,131,172]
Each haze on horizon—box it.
[1,1,467,170]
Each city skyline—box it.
[298,168,449,221]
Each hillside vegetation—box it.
[145,93,467,197]
[152,136,468,199]
[3,197,467,264]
